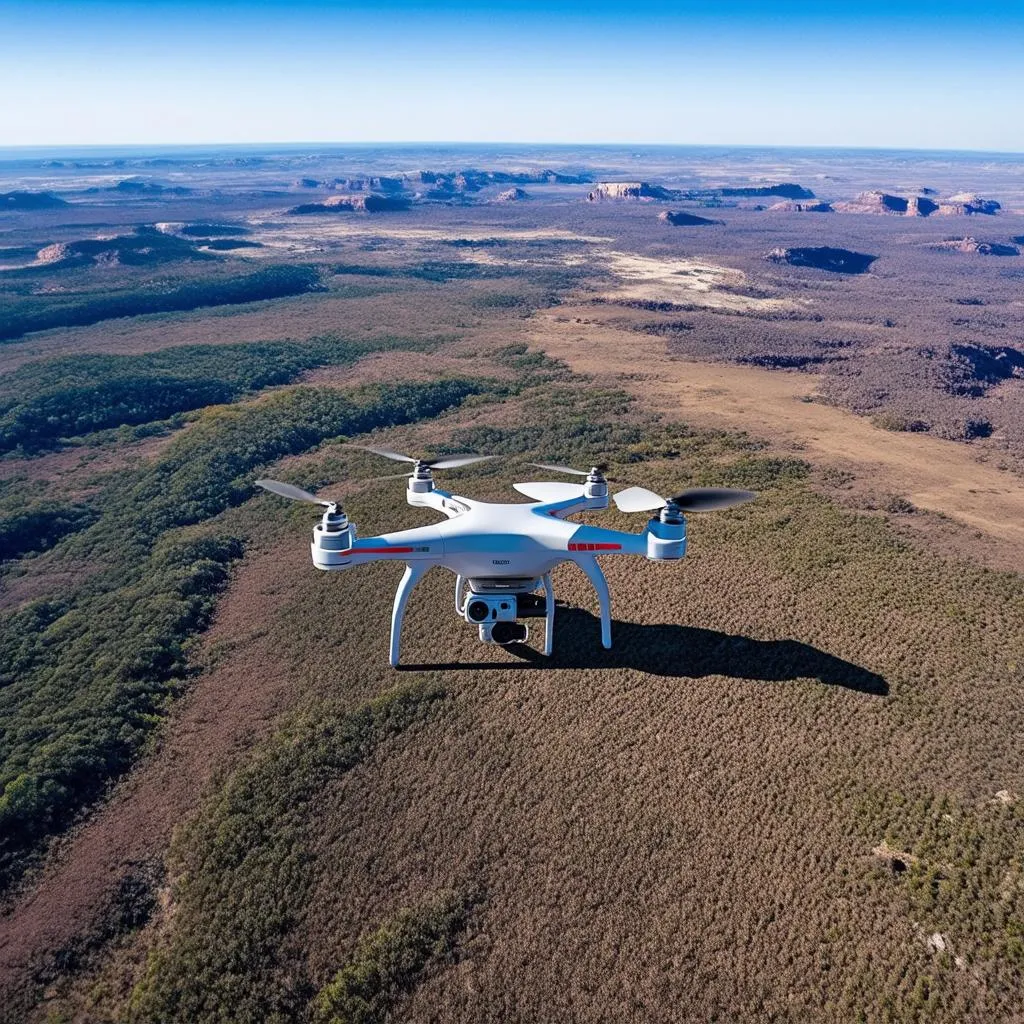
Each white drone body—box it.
[257,450,754,667]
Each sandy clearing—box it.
[594,251,802,314]
[248,217,611,251]
[534,312,1024,561]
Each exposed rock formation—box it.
[834,190,1000,217]
[765,246,877,274]
[1,190,68,210]
[906,196,939,216]
[834,191,913,215]
[932,237,1019,256]
[589,182,678,201]
[659,210,721,226]
[496,188,529,202]
[289,193,411,214]
[768,200,834,213]
[938,193,1001,216]
[719,183,814,199]
[34,228,212,268]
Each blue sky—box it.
[2,0,1022,151]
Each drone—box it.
[256,446,755,667]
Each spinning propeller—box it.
[352,445,493,475]
[255,478,340,510]
[530,462,608,477]
[613,486,756,513]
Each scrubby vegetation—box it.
[0,263,323,342]
[312,890,476,1024]
[0,376,485,890]
[0,335,427,453]
[17,364,1009,1022]
[129,683,447,1023]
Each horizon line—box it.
[3,140,1024,159]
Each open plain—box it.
[0,143,1022,1023]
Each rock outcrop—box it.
[768,200,834,213]
[589,182,678,201]
[33,228,212,268]
[765,246,877,274]
[932,237,1019,256]
[833,190,1000,217]
[289,193,411,214]
[834,191,913,215]
[719,183,814,199]
[938,193,1001,216]
[659,210,721,226]
[495,187,529,202]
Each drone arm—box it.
[312,523,444,570]
[407,486,471,519]
[574,555,612,649]
[390,562,430,667]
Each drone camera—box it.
[464,594,516,623]
[490,621,529,645]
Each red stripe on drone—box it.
[340,546,418,555]
[568,542,622,552]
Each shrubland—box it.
[0,375,486,891]
[51,374,1017,1024]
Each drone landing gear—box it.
[542,572,554,656]
[390,562,429,667]
[576,556,612,649]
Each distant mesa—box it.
[323,176,405,193]
[834,191,917,215]
[939,192,1001,216]
[2,190,68,210]
[589,181,677,201]
[34,228,215,268]
[588,180,815,204]
[833,189,1000,217]
[932,236,1020,256]
[719,182,814,199]
[289,194,411,214]
[766,246,877,274]
[659,210,721,226]
[495,187,529,202]
[110,178,193,196]
[768,200,834,213]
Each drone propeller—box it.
[529,461,608,477]
[613,485,756,514]
[255,478,339,509]
[351,444,493,471]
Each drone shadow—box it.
[401,608,888,696]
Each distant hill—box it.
[1,191,68,210]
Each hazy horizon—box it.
[3,0,1022,152]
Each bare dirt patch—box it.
[594,251,802,314]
